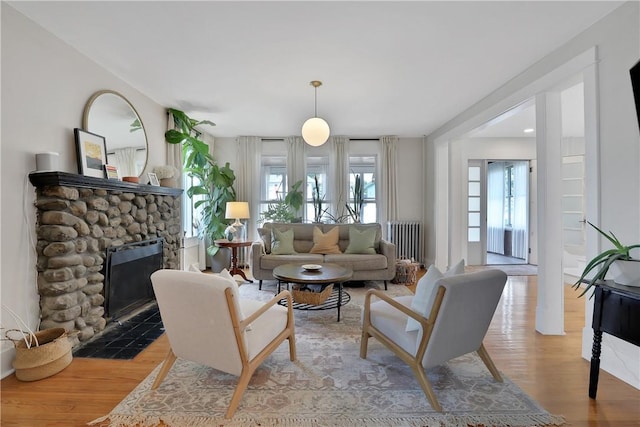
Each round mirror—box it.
[83,90,148,178]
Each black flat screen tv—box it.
[631,59,640,131]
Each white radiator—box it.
[387,221,423,265]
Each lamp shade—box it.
[225,201,250,220]
[301,117,330,146]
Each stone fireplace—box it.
[29,172,182,345]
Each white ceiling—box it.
[9,1,620,138]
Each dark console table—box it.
[589,281,640,398]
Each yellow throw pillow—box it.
[309,226,342,254]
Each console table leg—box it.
[589,330,603,399]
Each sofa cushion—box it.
[405,259,465,332]
[260,254,324,270]
[271,228,297,255]
[324,253,388,271]
[345,226,377,254]
[309,226,342,254]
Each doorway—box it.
[486,160,530,265]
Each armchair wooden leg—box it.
[360,327,370,359]
[151,349,177,390]
[225,368,253,419]
[288,333,297,361]
[413,363,442,412]
[384,280,388,290]
[259,280,263,290]
[477,343,503,382]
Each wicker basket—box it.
[392,260,420,285]
[292,284,334,305]
[12,328,72,382]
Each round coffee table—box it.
[273,263,353,322]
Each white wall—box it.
[425,1,640,388]
[0,5,169,378]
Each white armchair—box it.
[150,269,296,419]
[360,269,507,412]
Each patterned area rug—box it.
[90,281,564,427]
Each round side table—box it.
[213,239,253,283]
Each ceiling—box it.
[9,1,621,138]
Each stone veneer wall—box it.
[30,173,182,346]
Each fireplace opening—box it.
[104,238,164,320]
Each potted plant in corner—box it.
[572,221,640,297]
[165,108,237,271]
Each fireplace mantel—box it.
[29,171,182,197]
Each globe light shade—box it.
[301,117,330,147]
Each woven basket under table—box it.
[292,284,334,305]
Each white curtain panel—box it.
[487,162,505,255]
[114,147,137,177]
[165,113,182,184]
[331,136,348,220]
[286,136,306,190]
[236,136,262,240]
[511,161,529,259]
[380,135,399,226]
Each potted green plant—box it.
[165,108,236,259]
[572,221,640,297]
[311,175,329,223]
[258,180,304,224]
[346,173,364,223]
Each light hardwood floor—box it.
[1,273,639,426]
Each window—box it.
[306,156,329,223]
[467,165,481,242]
[182,129,204,238]
[259,155,288,218]
[504,165,514,227]
[348,155,377,223]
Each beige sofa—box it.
[250,222,396,290]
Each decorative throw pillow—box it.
[344,226,377,254]
[309,226,342,254]
[405,259,465,332]
[270,228,297,255]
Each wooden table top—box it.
[213,239,253,248]
[273,263,353,284]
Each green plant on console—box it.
[259,180,304,224]
[165,108,236,255]
[572,221,640,297]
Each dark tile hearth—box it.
[73,305,164,360]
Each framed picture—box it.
[147,172,160,186]
[104,164,120,180]
[74,128,107,178]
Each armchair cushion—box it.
[368,295,417,354]
[238,299,289,360]
[406,259,465,332]
[271,228,297,255]
[309,226,342,254]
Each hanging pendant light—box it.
[301,80,330,146]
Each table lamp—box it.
[225,201,250,241]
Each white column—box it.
[535,91,565,335]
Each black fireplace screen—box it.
[104,238,164,320]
